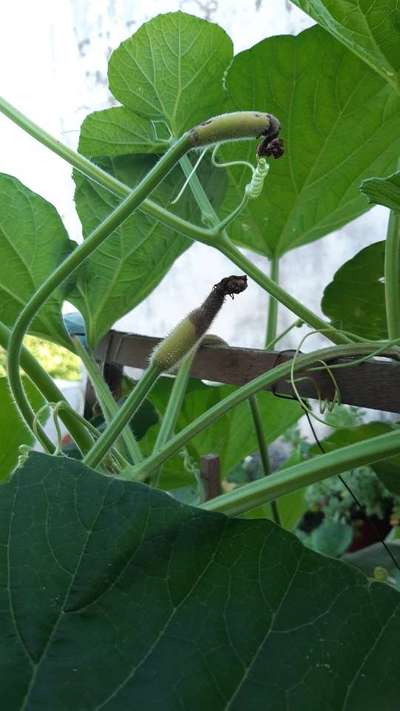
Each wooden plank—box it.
[95,331,400,414]
[199,455,221,501]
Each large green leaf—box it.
[321,241,387,339]
[71,156,187,347]
[108,12,233,137]
[0,174,73,347]
[74,12,234,347]
[145,377,303,488]
[79,106,169,157]
[2,452,400,709]
[290,0,400,93]
[71,155,225,347]
[219,25,400,257]
[0,377,46,480]
[361,170,400,211]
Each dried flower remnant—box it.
[257,135,285,159]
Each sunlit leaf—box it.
[0,174,73,347]
[291,0,400,92]
[219,26,400,256]
[108,12,233,136]
[79,106,169,156]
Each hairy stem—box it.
[129,342,391,481]
[385,210,400,339]
[152,350,197,487]
[56,403,131,471]
[7,133,191,446]
[202,429,400,515]
[84,363,161,469]
[248,395,281,525]
[179,155,219,227]
[0,97,214,243]
[85,275,247,470]
[263,254,280,522]
[73,338,143,464]
[265,254,279,346]
[179,154,278,520]
[265,319,303,350]
[0,321,94,455]
[176,149,349,346]
[0,97,348,346]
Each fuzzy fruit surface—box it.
[152,275,248,371]
[189,112,280,147]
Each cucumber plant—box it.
[1,6,400,709]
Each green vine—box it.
[0,97,350,346]
[128,341,399,483]
[0,98,397,519]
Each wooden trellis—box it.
[82,330,400,499]
[92,330,400,414]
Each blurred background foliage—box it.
[0,336,80,381]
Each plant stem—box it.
[6,134,191,448]
[202,429,400,515]
[179,155,219,227]
[265,254,279,346]
[385,209,400,339]
[248,395,281,525]
[219,236,351,345]
[0,97,349,347]
[0,321,94,455]
[130,342,386,481]
[56,404,130,470]
[84,363,161,468]
[179,154,279,521]
[152,350,196,487]
[262,254,280,522]
[0,100,266,247]
[265,319,302,350]
[178,148,348,347]
[73,338,143,464]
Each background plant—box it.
[0,337,80,380]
